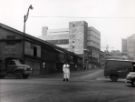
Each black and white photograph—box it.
[0,0,135,102]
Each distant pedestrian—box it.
[62,61,70,81]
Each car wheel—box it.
[15,71,23,79]
[22,74,29,79]
[131,81,135,86]
[110,75,118,82]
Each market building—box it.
[0,23,82,76]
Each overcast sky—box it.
[0,0,135,51]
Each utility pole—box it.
[23,4,34,33]
[22,5,34,62]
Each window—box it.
[42,62,46,68]
[72,46,75,49]
[72,41,75,43]
[47,39,69,44]
[72,24,75,27]
[7,60,15,65]
[33,46,37,57]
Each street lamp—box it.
[23,4,34,33]
[22,5,33,62]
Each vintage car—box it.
[125,72,135,86]
[0,59,32,79]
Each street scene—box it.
[1,0,135,102]
[1,69,135,102]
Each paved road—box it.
[0,69,135,102]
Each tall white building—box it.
[122,39,127,55]
[41,21,100,54]
[41,28,69,50]
[122,34,135,60]
[87,27,100,49]
[127,34,135,59]
[68,21,88,54]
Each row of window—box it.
[88,31,100,40]
[47,39,69,44]
[87,39,100,46]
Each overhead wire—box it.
[31,16,135,19]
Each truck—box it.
[0,58,32,79]
[104,59,135,82]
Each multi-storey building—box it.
[127,34,135,59]
[42,28,69,50]
[87,27,100,49]
[122,34,135,60]
[40,21,101,69]
[122,39,127,55]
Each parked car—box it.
[125,64,135,86]
[0,59,32,79]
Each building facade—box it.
[127,34,135,59]
[41,21,101,69]
[122,34,135,60]
[0,23,82,76]
[42,28,69,50]
[122,39,127,55]
[87,27,100,50]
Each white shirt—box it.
[63,64,70,73]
